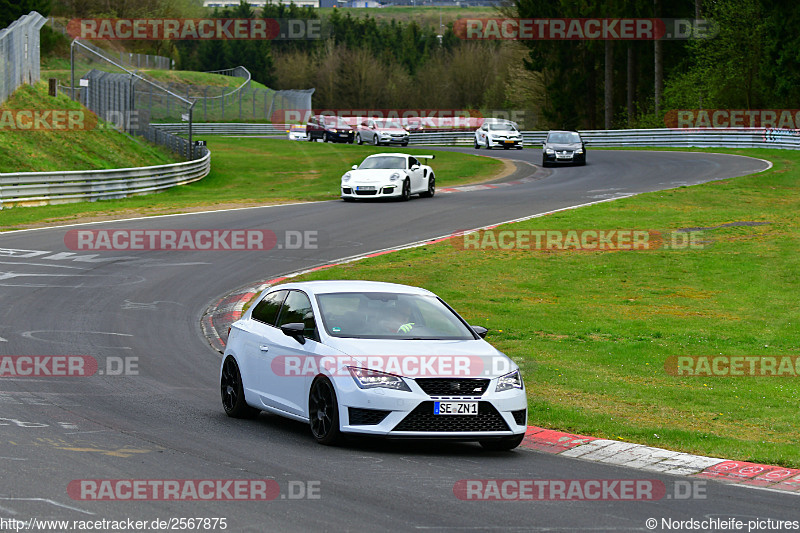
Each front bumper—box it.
[327,131,355,143]
[333,376,528,438]
[341,182,402,198]
[378,134,410,145]
[543,151,586,163]
[488,138,524,148]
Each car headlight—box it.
[545,148,555,154]
[389,172,401,181]
[496,370,523,392]
[342,172,351,182]
[575,148,584,153]
[348,367,411,391]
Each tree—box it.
[1,0,51,28]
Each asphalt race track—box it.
[0,147,793,532]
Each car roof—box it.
[267,280,435,297]
[364,153,412,158]
[548,130,581,134]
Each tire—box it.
[307,133,313,142]
[399,179,411,201]
[479,433,525,451]
[324,132,330,143]
[341,197,354,202]
[474,137,480,149]
[220,356,260,419]
[420,174,435,198]
[541,156,549,168]
[485,138,491,150]
[308,376,342,445]
[373,135,380,146]
[401,141,408,147]
[516,146,523,150]
[356,133,362,145]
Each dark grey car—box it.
[542,130,586,167]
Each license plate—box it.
[504,140,514,144]
[556,154,572,159]
[356,186,376,191]
[340,133,348,137]
[434,402,478,415]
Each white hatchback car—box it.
[341,153,435,201]
[221,280,528,449]
[474,120,524,150]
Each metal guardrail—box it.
[149,124,800,151]
[153,122,290,135]
[0,148,210,208]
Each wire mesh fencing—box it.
[0,11,47,105]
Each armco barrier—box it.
[0,147,210,208]
[148,124,800,151]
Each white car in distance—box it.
[341,153,435,201]
[474,120,524,150]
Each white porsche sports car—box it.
[221,280,528,449]
[341,153,435,201]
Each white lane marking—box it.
[0,497,95,515]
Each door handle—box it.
[259,345,269,352]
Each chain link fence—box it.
[0,11,47,105]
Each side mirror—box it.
[351,164,358,170]
[411,164,420,170]
[541,141,546,146]
[280,322,306,344]
[471,325,488,339]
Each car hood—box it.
[319,337,515,379]
[345,169,405,182]
[376,127,408,134]
[545,142,582,150]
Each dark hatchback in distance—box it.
[542,130,586,166]
[306,115,355,143]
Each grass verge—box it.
[0,136,503,230]
[283,147,800,467]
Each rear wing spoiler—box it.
[416,155,435,160]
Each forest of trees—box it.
[16,0,800,129]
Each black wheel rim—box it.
[403,181,410,199]
[221,358,240,412]
[309,380,334,439]
[428,178,435,195]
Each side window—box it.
[277,291,318,341]
[251,290,287,326]
[409,157,419,168]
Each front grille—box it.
[348,407,391,426]
[393,402,509,432]
[415,378,490,397]
[342,187,352,194]
[512,409,527,426]
[355,189,378,196]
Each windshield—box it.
[375,120,403,129]
[547,132,581,143]
[321,116,350,129]
[358,156,406,170]
[488,123,517,131]
[316,292,476,340]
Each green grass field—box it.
[0,136,503,230]
[282,147,800,467]
[0,83,177,174]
